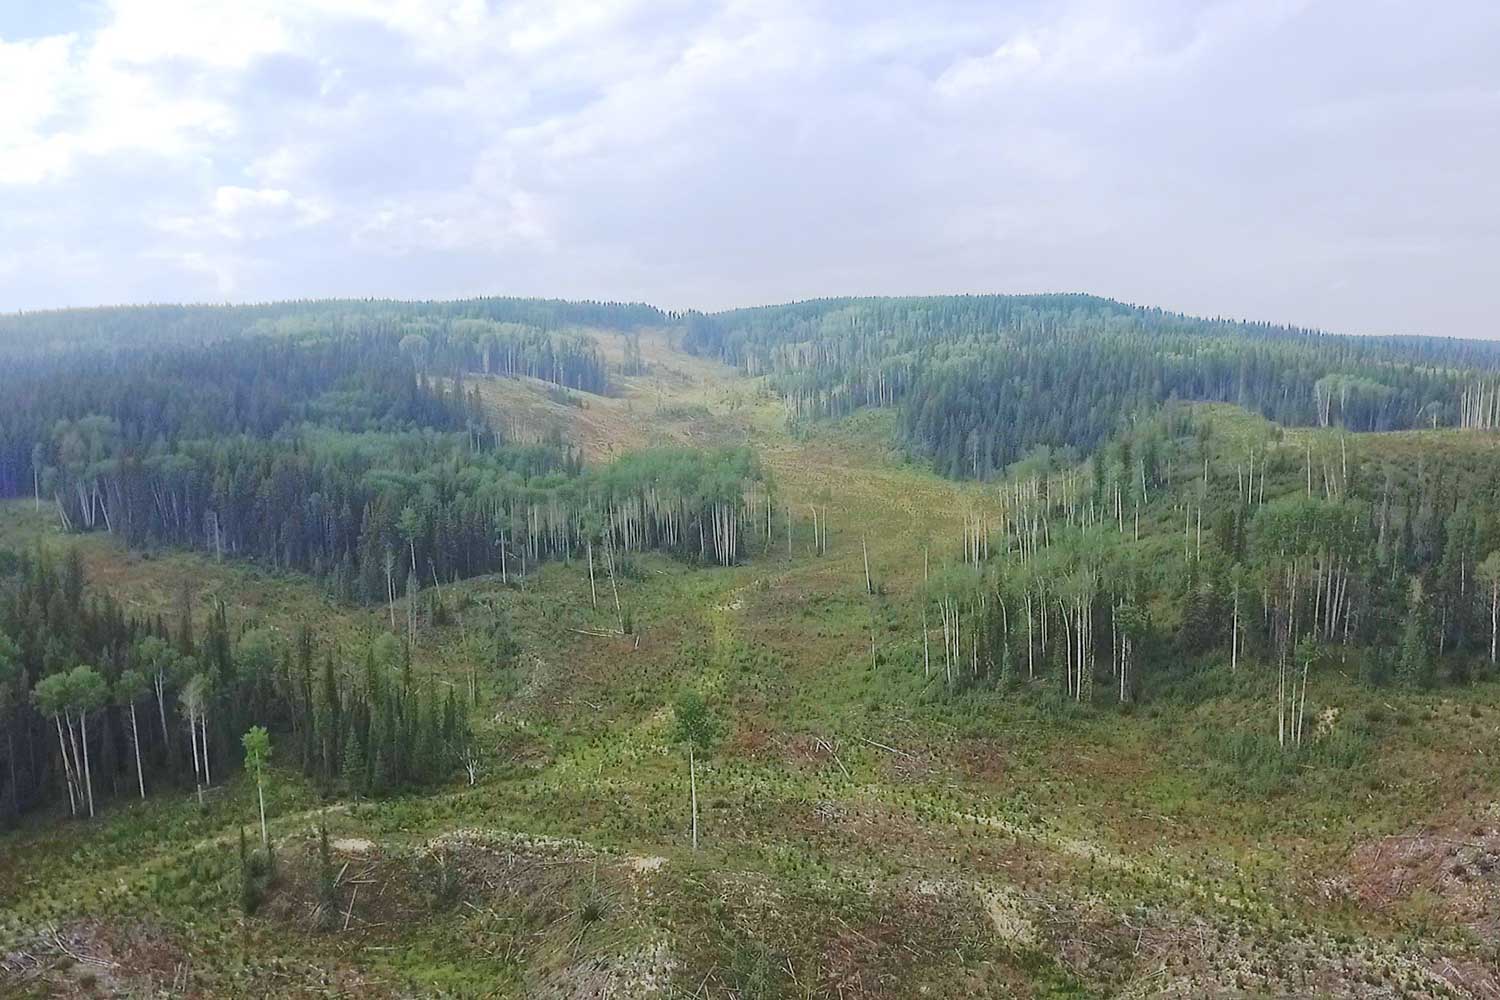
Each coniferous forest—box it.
[684,294,1500,475]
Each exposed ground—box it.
[3,331,1500,997]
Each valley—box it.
[3,313,1499,998]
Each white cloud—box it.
[90,0,289,70]
[145,248,242,295]
[351,186,551,255]
[0,5,248,186]
[157,185,330,241]
[0,34,77,183]
[0,0,1497,337]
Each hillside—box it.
[684,294,1500,476]
[2,303,1500,998]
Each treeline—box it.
[916,409,1500,743]
[0,550,472,824]
[67,425,765,602]
[398,319,611,394]
[0,297,664,359]
[0,331,767,605]
[0,332,479,510]
[0,302,631,398]
[682,295,1500,478]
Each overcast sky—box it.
[2,1,1497,336]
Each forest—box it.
[0,296,663,359]
[0,550,471,824]
[683,294,1500,476]
[4,294,1500,997]
[681,298,1500,754]
[910,402,1500,722]
[0,320,764,823]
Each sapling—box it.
[671,691,718,850]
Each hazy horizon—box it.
[0,287,1488,344]
[3,1,1498,338]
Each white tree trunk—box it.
[1231,588,1240,673]
[79,710,95,818]
[587,539,597,609]
[154,673,169,745]
[1491,582,1498,665]
[689,746,698,851]
[200,716,211,787]
[257,775,268,847]
[54,714,77,817]
[130,704,145,800]
[190,711,203,804]
[922,606,930,680]
[862,535,872,595]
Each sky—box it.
[1,0,1497,337]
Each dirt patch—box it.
[797,797,932,858]
[977,886,1038,946]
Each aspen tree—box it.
[586,535,598,609]
[384,549,398,630]
[603,527,626,633]
[116,669,149,800]
[1477,551,1500,665]
[135,636,176,749]
[1294,640,1318,748]
[33,672,80,817]
[0,635,18,817]
[67,666,107,818]
[181,674,209,805]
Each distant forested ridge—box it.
[0,296,664,358]
[682,294,1500,477]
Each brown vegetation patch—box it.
[814,883,1033,1000]
[531,939,676,1000]
[777,732,847,772]
[0,919,192,998]
[259,837,423,935]
[874,741,939,783]
[729,719,774,756]
[793,797,932,858]
[954,737,1009,781]
[1348,823,1500,934]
